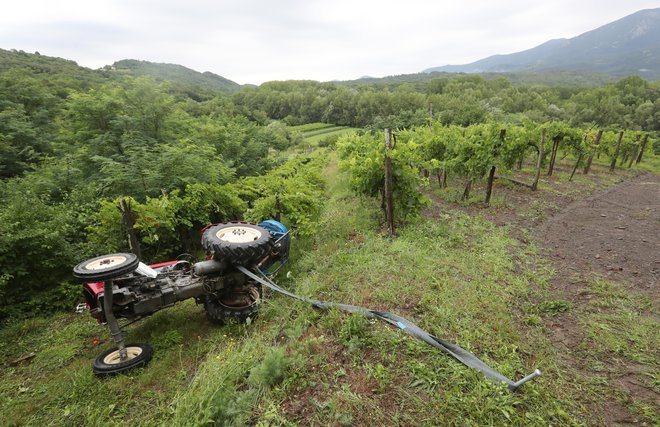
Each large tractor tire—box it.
[201,222,273,266]
[73,253,139,281]
[203,284,262,324]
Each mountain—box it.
[106,59,242,93]
[423,8,660,80]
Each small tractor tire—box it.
[92,342,153,376]
[73,253,139,281]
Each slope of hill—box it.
[107,59,242,93]
[424,8,660,80]
[0,48,110,88]
[338,69,614,88]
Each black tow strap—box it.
[238,266,541,391]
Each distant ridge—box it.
[107,59,242,93]
[423,8,660,80]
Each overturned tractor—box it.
[73,220,289,376]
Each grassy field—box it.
[1,153,657,426]
[290,123,359,146]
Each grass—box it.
[303,128,358,145]
[289,122,360,147]
[1,151,658,425]
[289,123,336,133]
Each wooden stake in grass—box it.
[583,130,603,175]
[547,136,560,176]
[436,168,447,188]
[569,153,582,182]
[609,131,624,172]
[628,142,639,168]
[531,128,545,191]
[384,129,395,236]
[635,134,648,164]
[462,178,472,200]
[485,128,505,206]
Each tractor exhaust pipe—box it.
[193,259,224,276]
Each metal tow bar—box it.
[238,265,542,392]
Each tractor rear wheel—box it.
[201,222,273,266]
[204,284,262,324]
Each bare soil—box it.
[537,172,659,426]
[425,164,659,425]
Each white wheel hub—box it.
[86,255,129,270]
[103,346,143,365]
[216,226,262,244]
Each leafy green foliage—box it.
[337,132,430,224]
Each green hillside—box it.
[108,59,242,93]
[0,48,111,89]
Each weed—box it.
[536,299,572,316]
[339,313,370,351]
[248,347,291,387]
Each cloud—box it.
[1,0,658,84]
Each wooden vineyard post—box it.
[623,134,639,164]
[547,136,560,176]
[569,153,582,182]
[628,142,640,168]
[609,131,624,172]
[532,128,545,191]
[436,169,447,188]
[384,129,395,236]
[118,197,141,259]
[462,179,472,200]
[485,128,505,206]
[583,130,603,174]
[636,134,648,164]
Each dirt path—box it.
[538,173,659,293]
[536,173,659,425]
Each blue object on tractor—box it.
[258,220,291,275]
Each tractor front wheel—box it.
[73,253,139,281]
[92,342,153,376]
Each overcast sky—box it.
[1,1,658,85]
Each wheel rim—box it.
[219,286,261,308]
[102,346,143,365]
[216,226,262,244]
[86,255,129,271]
